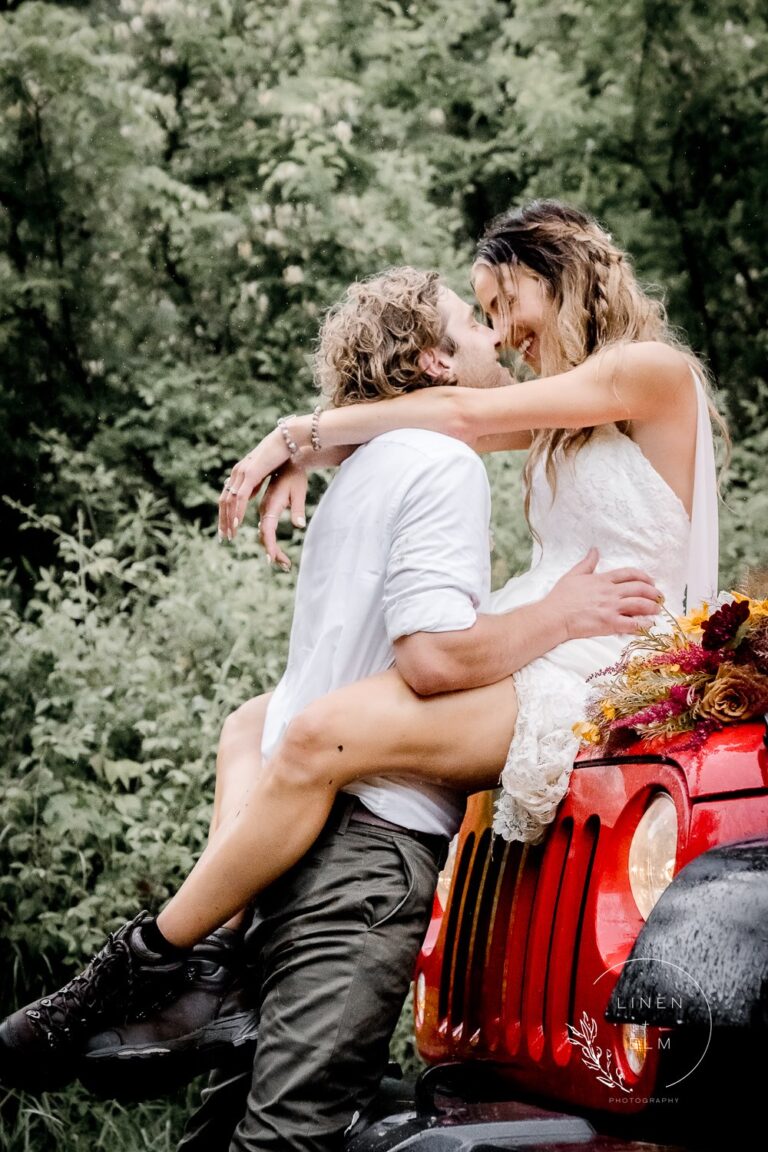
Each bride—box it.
[0,199,726,1081]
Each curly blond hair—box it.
[314,267,455,407]
[474,200,729,521]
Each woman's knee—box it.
[269,698,346,790]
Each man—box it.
[0,268,659,1148]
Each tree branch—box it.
[30,100,89,392]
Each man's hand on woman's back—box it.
[550,548,662,641]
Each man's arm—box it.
[394,548,661,696]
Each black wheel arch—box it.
[606,836,768,1029]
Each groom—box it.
[0,268,660,1149]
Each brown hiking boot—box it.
[0,911,185,1092]
[79,927,259,1099]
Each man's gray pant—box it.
[177,805,443,1151]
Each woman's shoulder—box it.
[603,341,696,416]
[607,340,692,376]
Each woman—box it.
[0,201,725,1078]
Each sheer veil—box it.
[686,371,720,610]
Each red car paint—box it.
[414,721,768,1114]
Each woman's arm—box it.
[303,342,691,446]
[475,431,534,453]
[315,342,691,444]
[219,343,693,538]
[294,444,354,469]
[455,342,694,438]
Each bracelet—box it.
[310,405,322,452]
[277,414,299,457]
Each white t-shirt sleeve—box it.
[383,449,491,643]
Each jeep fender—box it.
[606,836,768,1029]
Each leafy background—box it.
[1,0,766,1145]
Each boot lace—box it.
[25,933,135,1050]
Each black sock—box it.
[139,916,187,960]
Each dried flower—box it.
[741,616,768,675]
[678,604,711,635]
[695,665,768,724]
[577,591,768,752]
[610,696,687,730]
[573,721,602,744]
[647,645,719,674]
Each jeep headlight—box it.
[628,793,678,920]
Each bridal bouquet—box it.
[574,593,768,751]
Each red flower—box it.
[701,599,750,650]
[648,645,720,673]
[609,696,687,731]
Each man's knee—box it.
[220,697,266,747]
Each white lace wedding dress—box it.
[490,374,719,844]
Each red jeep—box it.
[350,721,768,1150]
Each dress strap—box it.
[686,370,719,610]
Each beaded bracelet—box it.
[277,414,299,457]
[310,405,322,452]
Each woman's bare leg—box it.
[204,693,272,932]
[157,669,517,947]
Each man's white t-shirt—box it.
[261,428,492,837]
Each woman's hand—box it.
[217,418,350,549]
[218,428,293,543]
[257,463,309,570]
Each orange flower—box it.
[731,592,768,617]
[678,602,710,635]
[573,721,602,745]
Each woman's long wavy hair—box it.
[314,267,454,407]
[473,200,729,523]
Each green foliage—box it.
[1,0,471,558]
[389,985,426,1079]
[0,504,295,1000]
[2,0,766,547]
[0,1083,194,1151]
[720,417,768,586]
[0,0,766,1143]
